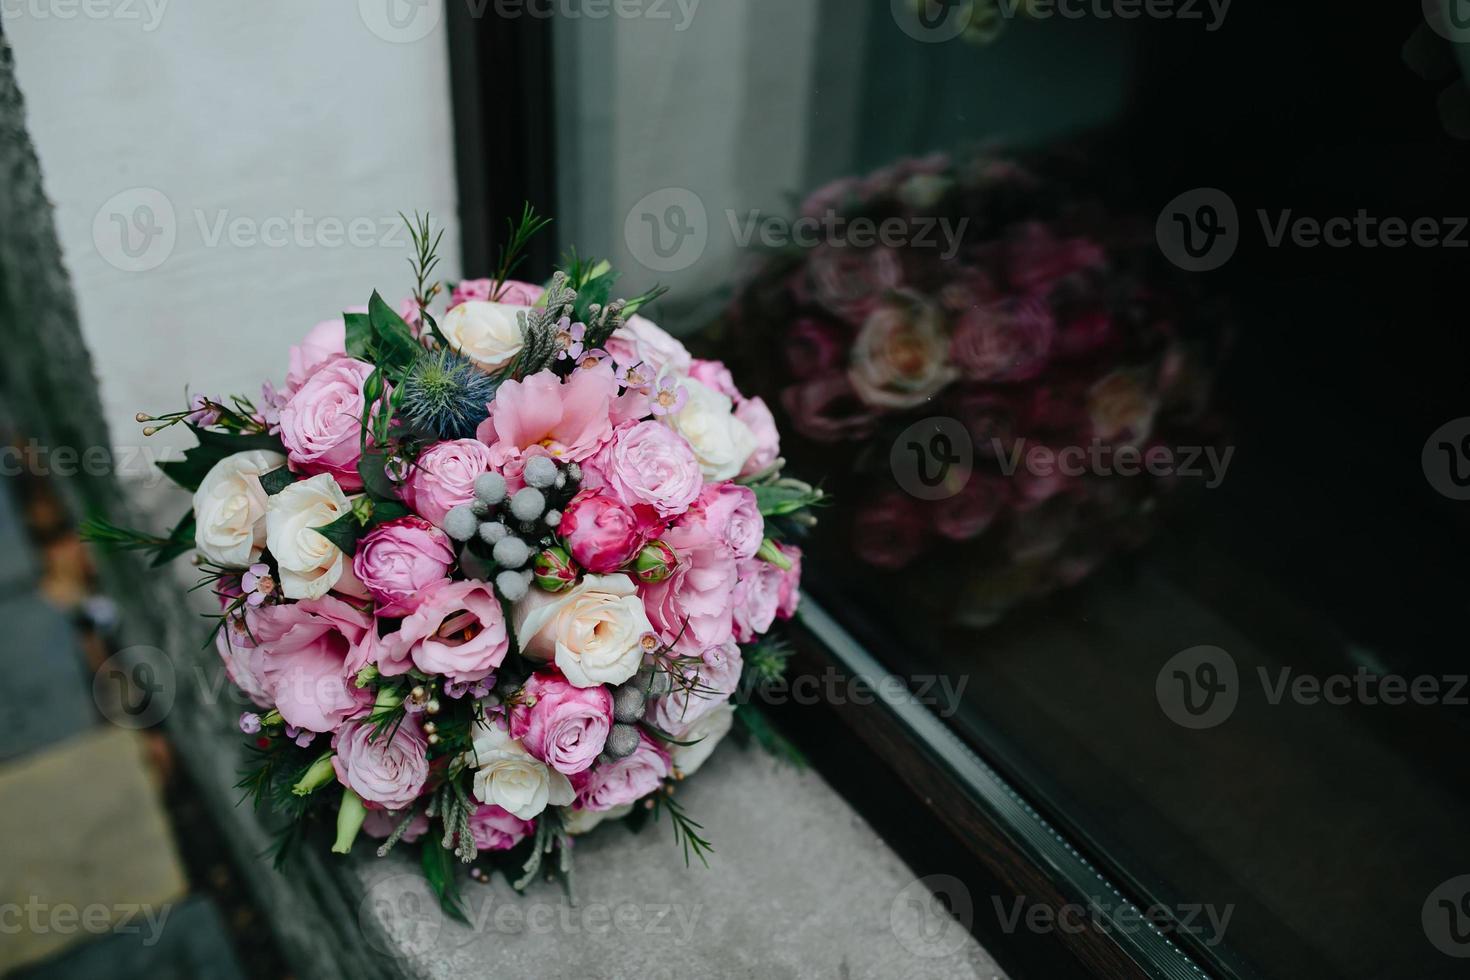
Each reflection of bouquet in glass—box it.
[722,150,1224,627]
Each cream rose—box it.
[440,299,528,373]
[467,721,574,820]
[561,802,633,836]
[512,573,653,688]
[668,701,736,777]
[265,473,353,600]
[192,449,286,567]
[661,378,758,481]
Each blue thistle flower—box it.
[401,349,498,439]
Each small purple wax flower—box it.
[555,318,587,361]
[241,563,276,607]
[185,393,221,427]
[285,723,316,748]
[577,348,611,371]
[239,712,262,734]
[649,376,688,416]
[615,359,652,393]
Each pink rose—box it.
[362,808,429,842]
[683,484,763,561]
[558,489,661,574]
[848,295,957,410]
[1004,223,1105,294]
[585,421,703,519]
[949,300,1055,383]
[605,315,692,378]
[687,359,740,400]
[732,556,783,643]
[734,397,780,478]
[253,596,375,733]
[477,366,617,468]
[507,670,614,775]
[381,579,509,683]
[331,718,429,811]
[285,315,354,396]
[449,278,545,310]
[806,244,903,324]
[353,516,456,617]
[781,375,877,444]
[786,318,845,380]
[935,478,1007,541]
[647,640,742,735]
[215,610,271,708]
[854,493,928,571]
[775,544,801,620]
[279,356,376,491]
[466,804,534,851]
[640,522,738,655]
[404,439,495,527]
[570,731,670,811]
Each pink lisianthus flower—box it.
[584,421,703,519]
[681,483,763,561]
[331,718,429,811]
[734,397,781,478]
[507,670,614,775]
[570,731,670,811]
[558,488,662,574]
[604,315,692,378]
[466,804,534,851]
[403,438,495,527]
[215,609,272,708]
[279,356,378,491]
[646,640,742,735]
[731,556,783,643]
[477,366,618,468]
[252,596,375,733]
[353,516,455,617]
[639,522,738,655]
[380,579,509,684]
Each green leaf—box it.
[420,841,468,924]
[344,312,373,359]
[260,466,298,496]
[368,290,421,379]
[356,449,401,503]
[312,510,364,556]
[571,269,616,324]
[751,484,822,517]
[157,425,286,492]
[151,512,197,567]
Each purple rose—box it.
[279,356,378,491]
[585,421,703,519]
[570,732,670,812]
[404,439,495,527]
[353,516,455,617]
[466,804,534,851]
[331,718,429,811]
[683,483,763,561]
[380,579,509,683]
[507,671,613,775]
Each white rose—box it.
[562,802,633,836]
[513,573,654,688]
[192,449,286,568]
[467,721,574,820]
[669,701,736,777]
[661,378,758,481]
[265,473,353,600]
[440,300,528,373]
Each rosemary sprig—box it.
[491,204,553,301]
[652,789,713,868]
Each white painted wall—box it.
[4,0,461,465]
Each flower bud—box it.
[532,545,577,592]
[632,539,677,584]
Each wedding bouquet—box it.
[87,212,819,910]
[722,150,1222,627]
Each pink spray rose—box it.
[253,596,375,733]
[781,374,878,444]
[646,640,742,735]
[215,609,271,708]
[682,483,763,561]
[558,489,661,574]
[950,300,1055,383]
[466,804,534,852]
[775,543,801,620]
[687,359,740,400]
[507,670,614,775]
[477,366,617,468]
[403,439,495,527]
[570,731,670,812]
[735,397,781,478]
[640,522,738,655]
[279,356,377,491]
[285,315,351,396]
[331,718,429,811]
[353,516,456,617]
[604,315,692,378]
[380,579,509,683]
[449,278,545,310]
[732,556,783,643]
[585,421,703,519]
